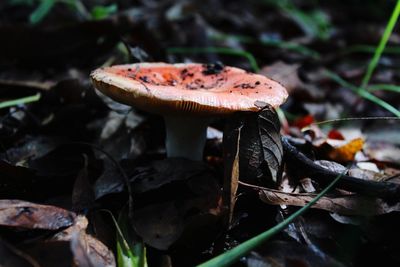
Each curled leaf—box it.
[0,200,75,230]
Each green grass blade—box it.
[361,0,400,88]
[325,71,400,117]
[90,4,117,20]
[310,116,400,127]
[0,93,41,109]
[166,47,260,72]
[367,84,400,93]
[197,171,344,267]
[342,45,400,55]
[101,209,147,267]
[29,0,56,24]
[116,209,148,267]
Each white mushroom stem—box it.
[164,115,209,161]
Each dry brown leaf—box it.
[258,186,400,216]
[348,168,386,182]
[228,125,241,224]
[259,61,302,93]
[364,142,400,164]
[0,199,76,230]
[51,215,89,242]
[47,215,115,267]
[70,231,116,267]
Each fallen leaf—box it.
[364,141,400,164]
[132,161,223,250]
[258,186,400,216]
[314,137,365,162]
[348,165,387,184]
[51,215,89,242]
[225,107,283,185]
[0,200,75,230]
[259,61,302,93]
[70,231,116,267]
[72,155,95,212]
[130,158,214,194]
[223,117,242,225]
[327,137,364,162]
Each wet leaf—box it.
[0,199,75,230]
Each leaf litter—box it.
[1,1,400,266]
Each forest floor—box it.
[1,1,400,267]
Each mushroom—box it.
[91,62,288,161]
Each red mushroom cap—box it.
[90,62,288,115]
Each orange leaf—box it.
[328,138,364,162]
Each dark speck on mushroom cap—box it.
[90,62,288,116]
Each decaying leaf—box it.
[258,185,400,216]
[51,215,89,242]
[131,159,223,250]
[130,158,215,194]
[314,137,365,162]
[260,61,324,100]
[50,215,116,267]
[327,137,364,162]
[228,132,240,224]
[364,141,400,164]
[259,61,303,93]
[133,201,184,251]
[223,117,242,225]
[0,199,75,230]
[70,231,116,267]
[225,107,283,185]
